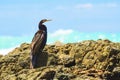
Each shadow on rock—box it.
[35,51,48,68]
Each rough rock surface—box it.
[0,39,120,80]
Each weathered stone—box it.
[0,39,120,80]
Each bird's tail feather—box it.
[30,51,37,68]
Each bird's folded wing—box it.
[31,30,45,54]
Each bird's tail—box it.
[30,51,37,69]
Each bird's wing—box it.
[31,30,45,55]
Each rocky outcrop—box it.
[0,39,120,80]
[0,55,2,58]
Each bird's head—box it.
[40,19,52,24]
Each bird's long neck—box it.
[38,23,47,33]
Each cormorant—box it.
[30,19,51,69]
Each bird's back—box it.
[31,30,46,55]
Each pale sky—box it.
[0,0,120,36]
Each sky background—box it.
[0,0,120,55]
[0,0,120,36]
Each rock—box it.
[0,54,3,58]
[39,68,56,79]
[0,39,120,80]
[57,74,70,80]
[54,41,64,46]
[64,58,76,67]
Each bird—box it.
[30,19,51,69]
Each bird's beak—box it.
[47,19,52,21]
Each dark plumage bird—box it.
[30,19,51,69]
